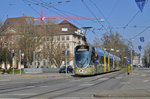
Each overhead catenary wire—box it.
[124,11,140,29]
[23,0,85,27]
[130,26,150,40]
[81,0,108,33]
[37,0,101,27]
[23,0,107,32]
[23,0,41,16]
[89,0,119,34]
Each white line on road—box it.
[80,83,94,86]
[143,80,149,83]
[0,93,37,96]
[120,82,130,84]
[98,77,109,81]
[115,77,122,79]
[26,86,36,88]
[40,86,49,87]
[0,79,10,81]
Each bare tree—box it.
[143,43,150,68]
[0,19,12,70]
[17,20,43,68]
[40,20,65,68]
[93,37,101,48]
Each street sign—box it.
[140,37,144,42]
[126,59,130,63]
[135,0,146,12]
[138,45,142,51]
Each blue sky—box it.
[0,0,150,55]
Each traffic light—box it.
[21,53,24,59]
[21,56,23,59]
[12,50,15,57]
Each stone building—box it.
[0,17,86,68]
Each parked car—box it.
[59,65,73,73]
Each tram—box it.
[74,45,121,75]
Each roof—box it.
[0,18,81,37]
[59,20,78,29]
[0,17,27,34]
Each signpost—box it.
[12,50,15,75]
[126,59,130,63]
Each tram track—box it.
[22,71,126,99]
[0,70,126,98]
[0,76,75,94]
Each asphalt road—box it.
[0,68,150,99]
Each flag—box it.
[135,0,146,12]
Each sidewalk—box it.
[0,73,73,81]
[94,68,150,98]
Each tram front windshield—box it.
[75,51,90,68]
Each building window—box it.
[62,43,65,48]
[62,28,68,31]
[67,43,69,48]
[67,51,70,55]
[57,36,60,41]
[47,37,49,41]
[62,36,65,41]
[66,36,69,40]
[47,44,50,49]
[43,37,46,41]
[74,36,76,40]
[57,44,60,48]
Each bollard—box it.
[127,65,130,75]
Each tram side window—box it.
[115,60,117,67]
[91,48,96,63]
[90,59,94,65]
[106,57,108,64]
[110,59,113,66]
[99,56,104,64]
[96,56,99,64]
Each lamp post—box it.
[128,39,134,73]
[65,47,68,76]
[12,50,15,75]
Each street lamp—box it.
[111,48,114,51]
[128,39,134,73]
[103,48,107,51]
[116,50,120,53]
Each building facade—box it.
[0,17,86,68]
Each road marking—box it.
[40,86,49,87]
[120,82,130,84]
[0,79,10,81]
[115,77,122,79]
[141,74,147,77]
[26,86,35,88]
[29,81,39,84]
[0,93,37,96]
[98,77,109,81]
[80,82,94,86]
[133,73,139,75]
[143,80,149,83]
